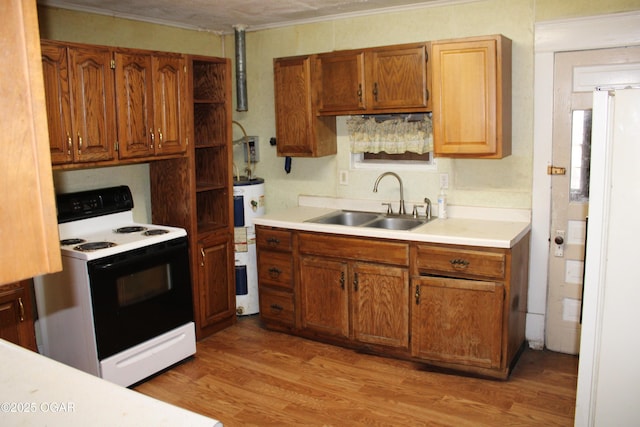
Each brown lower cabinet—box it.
[0,280,37,351]
[257,225,530,379]
[195,231,236,337]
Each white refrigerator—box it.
[575,88,640,426]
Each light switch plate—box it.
[339,170,349,185]
[439,173,449,189]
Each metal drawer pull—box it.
[18,297,25,322]
[268,267,282,278]
[270,304,283,312]
[415,284,421,305]
[266,237,280,246]
[450,258,470,270]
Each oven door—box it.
[87,237,193,360]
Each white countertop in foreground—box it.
[0,340,221,427]
[253,198,531,248]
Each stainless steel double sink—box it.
[306,210,431,231]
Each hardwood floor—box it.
[135,316,578,426]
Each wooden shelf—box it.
[189,57,236,338]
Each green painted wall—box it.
[37,6,223,56]
[37,0,640,216]
[535,0,640,21]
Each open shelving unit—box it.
[191,58,232,234]
[188,55,236,339]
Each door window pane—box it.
[570,109,592,202]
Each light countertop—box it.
[253,197,531,249]
[0,339,221,427]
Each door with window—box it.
[547,47,640,354]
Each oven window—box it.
[117,264,172,307]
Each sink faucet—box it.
[373,172,406,215]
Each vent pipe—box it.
[233,24,248,112]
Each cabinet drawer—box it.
[256,227,293,252]
[259,287,294,326]
[414,244,506,280]
[299,232,408,266]
[258,251,293,290]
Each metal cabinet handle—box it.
[340,271,345,289]
[353,272,359,292]
[270,304,283,312]
[357,83,363,102]
[415,284,421,305]
[450,258,470,270]
[77,133,83,154]
[200,248,205,266]
[18,297,25,322]
[66,132,72,155]
[150,128,155,149]
[266,237,280,246]
[157,128,163,147]
[268,267,282,278]
[373,82,379,101]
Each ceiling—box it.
[38,0,475,34]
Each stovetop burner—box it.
[143,229,169,236]
[61,238,86,246]
[74,242,117,252]
[54,186,187,261]
[115,226,148,233]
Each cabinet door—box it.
[197,233,235,330]
[300,256,349,338]
[115,52,154,159]
[315,51,366,113]
[0,282,37,352]
[432,36,511,158]
[368,45,429,111]
[274,56,314,156]
[152,54,187,155]
[68,46,116,162]
[351,263,409,349]
[2,1,61,284]
[41,42,73,165]
[411,276,504,369]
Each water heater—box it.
[233,178,265,315]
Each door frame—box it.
[532,11,640,426]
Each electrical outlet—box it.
[339,170,349,185]
[439,173,449,189]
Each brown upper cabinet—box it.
[273,55,337,157]
[315,43,430,115]
[41,41,116,165]
[431,34,512,158]
[115,51,187,159]
[41,40,189,168]
[2,0,61,284]
[277,36,512,159]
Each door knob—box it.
[554,235,564,245]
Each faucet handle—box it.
[412,204,424,218]
[381,202,393,214]
[423,197,432,220]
